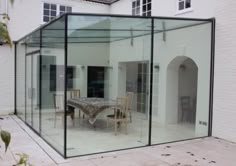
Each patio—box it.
[1,115,235,166]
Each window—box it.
[43,3,57,22]
[132,0,151,16]
[142,0,151,16]
[43,3,72,23]
[177,0,191,12]
[132,0,140,16]
[59,5,72,15]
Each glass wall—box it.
[16,40,26,121]
[66,15,151,156]
[40,16,66,155]
[151,19,212,144]
[15,14,214,158]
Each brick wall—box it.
[212,0,236,142]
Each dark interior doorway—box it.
[87,66,105,98]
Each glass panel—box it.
[16,41,26,121]
[151,19,212,144]
[66,15,151,157]
[26,56,32,125]
[41,16,65,155]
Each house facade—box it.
[1,0,236,150]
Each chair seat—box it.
[56,109,74,115]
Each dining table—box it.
[67,97,117,125]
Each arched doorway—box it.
[166,56,198,125]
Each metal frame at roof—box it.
[83,0,120,5]
[14,12,215,159]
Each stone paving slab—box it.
[0,116,236,166]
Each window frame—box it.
[132,0,141,16]
[176,0,193,15]
[41,2,72,23]
[132,0,151,16]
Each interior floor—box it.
[25,110,206,157]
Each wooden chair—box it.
[180,96,192,122]
[54,94,75,127]
[106,97,128,135]
[126,92,134,122]
[68,89,83,118]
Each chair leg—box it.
[114,121,117,136]
[54,114,56,128]
[125,121,128,135]
[71,113,75,127]
[106,118,109,128]
[130,112,132,122]
[62,116,65,127]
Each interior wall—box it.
[109,35,151,100]
[68,43,110,98]
[153,23,212,135]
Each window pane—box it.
[143,0,147,4]
[186,0,191,8]
[44,3,49,9]
[137,0,140,6]
[132,9,135,15]
[179,1,185,10]
[147,0,151,3]
[143,5,146,12]
[67,7,72,12]
[132,1,135,8]
[51,10,57,16]
[147,11,151,16]
[148,3,151,10]
[43,16,49,22]
[51,4,57,10]
[60,5,65,11]
[136,7,140,14]
[44,9,49,16]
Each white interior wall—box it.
[68,43,110,97]
[154,23,212,135]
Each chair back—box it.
[114,97,128,120]
[180,96,191,112]
[54,94,64,112]
[126,92,134,111]
[69,89,80,99]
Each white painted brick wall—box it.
[212,0,236,142]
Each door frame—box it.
[25,50,40,129]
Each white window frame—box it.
[142,0,151,17]
[132,0,141,16]
[176,0,193,15]
[132,0,151,16]
[41,2,72,23]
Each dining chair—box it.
[68,89,83,118]
[126,92,134,122]
[180,96,192,122]
[106,97,128,135]
[54,94,75,127]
